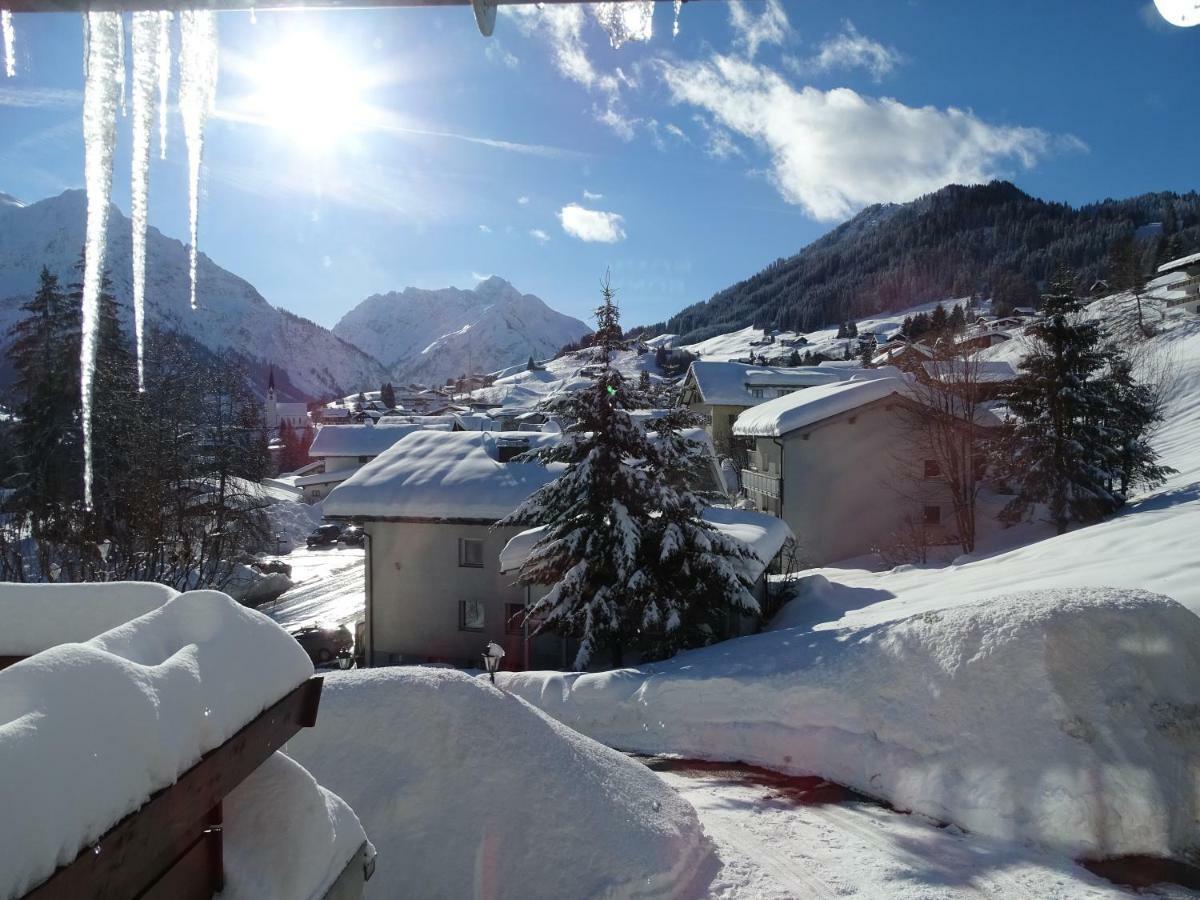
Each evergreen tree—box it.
[835,322,849,339]
[380,382,396,410]
[1001,268,1122,533]
[846,320,858,337]
[788,349,801,367]
[1102,351,1173,496]
[501,278,756,668]
[930,302,949,335]
[654,344,668,370]
[859,341,873,368]
[637,369,651,393]
[948,303,967,334]
[527,355,538,372]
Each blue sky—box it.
[1,1,1198,329]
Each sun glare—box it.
[243,32,372,153]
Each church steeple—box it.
[266,366,279,430]
[268,366,276,394]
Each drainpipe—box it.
[363,528,374,668]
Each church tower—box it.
[266,366,280,431]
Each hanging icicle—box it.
[80,10,122,510]
[673,0,683,38]
[178,10,218,311]
[156,11,171,160]
[115,13,127,116]
[2,10,14,78]
[130,11,164,393]
[592,2,655,49]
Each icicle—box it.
[673,0,682,38]
[178,10,217,311]
[2,10,14,78]
[249,7,256,24]
[156,12,171,160]
[116,13,126,116]
[130,11,163,392]
[592,2,654,49]
[80,11,122,510]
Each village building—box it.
[679,361,846,452]
[1155,252,1200,314]
[264,368,310,431]
[323,426,778,669]
[298,423,422,502]
[733,374,995,566]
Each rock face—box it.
[0,190,388,400]
[332,276,591,385]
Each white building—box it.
[300,424,423,502]
[264,368,310,431]
[1154,252,1200,314]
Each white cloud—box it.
[478,224,492,234]
[661,55,1074,222]
[558,204,626,243]
[795,21,903,81]
[472,271,492,282]
[530,228,551,244]
[485,41,520,70]
[664,123,690,143]
[517,195,531,205]
[728,0,790,59]
[583,190,603,200]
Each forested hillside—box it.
[657,181,1200,343]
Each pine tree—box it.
[637,369,651,393]
[835,322,849,339]
[859,341,873,368]
[527,355,537,372]
[380,382,396,410]
[788,349,801,367]
[1001,268,1122,533]
[1102,351,1173,496]
[501,278,756,668]
[846,320,858,338]
[930,302,949,335]
[654,344,668,370]
[948,303,967,334]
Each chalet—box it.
[301,424,422,501]
[324,428,738,669]
[679,361,846,451]
[871,341,934,372]
[957,330,1011,351]
[1155,252,1200,314]
[733,375,998,565]
[919,359,1018,401]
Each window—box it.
[750,387,764,398]
[358,455,371,463]
[459,599,485,632]
[924,459,941,479]
[505,603,526,635]
[923,505,941,526]
[459,538,484,568]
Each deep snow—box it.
[285,667,714,900]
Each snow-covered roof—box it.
[1157,251,1200,273]
[308,424,422,459]
[324,431,564,522]
[294,470,352,487]
[274,402,309,416]
[733,375,910,438]
[499,505,792,582]
[0,582,178,657]
[920,360,1018,383]
[871,342,934,365]
[684,361,846,407]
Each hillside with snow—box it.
[0,190,389,400]
[332,276,591,386]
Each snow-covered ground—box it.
[259,545,365,631]
[657,760,1193,899]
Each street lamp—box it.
[481,642,505,685]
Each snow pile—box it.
[263,495,324,551]
[502,588,1200,859]
[286,667,713,900]
[223,751,370,900]
[0,581,176,656]
[0,590,313,898]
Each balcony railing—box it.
[741,469,781,500]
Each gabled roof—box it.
[1157,251,1200,274]
[682,361,846,407]
[324,431,564,522]
[308,424,423,459]
[733,375,910,438]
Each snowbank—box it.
[223,751,371,900]
[265,495,324,551]
[286,667,714,899]
[501,588,1200,860]
[0,581,177,656]
[0,590,313,899]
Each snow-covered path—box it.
[649,760,1194,900]
[258,546,365,630]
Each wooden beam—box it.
[6,0,698,13]
[23,677,324,900]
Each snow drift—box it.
[0,590,313,899]
[286,667,714,899]
[501,588,1200,860]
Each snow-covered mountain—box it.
[333,276,591,385]
[0,190,389,400]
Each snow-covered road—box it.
[649,760,1195,900]
[257,546,365,631]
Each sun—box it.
[242,32,373,154]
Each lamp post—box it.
[481,642,505,685]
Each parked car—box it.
[306,524,343,548]
[339,525,365,547]
[290,623,354,665]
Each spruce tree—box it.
[1102,352,1173,496]
[930,303,949,335]
[380,382,396,410]
[948,304,967,334]
[1001,268,1122,533]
